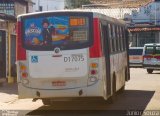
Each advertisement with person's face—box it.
[24,16,89,47]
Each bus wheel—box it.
[147,69,153,74]
[42,99,51,105]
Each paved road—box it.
[0,68,160,116]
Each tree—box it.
[65,0,91,9]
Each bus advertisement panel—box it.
[23,16,90,50]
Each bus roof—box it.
[17,10,125,25]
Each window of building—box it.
[0,2,15,16]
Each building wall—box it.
[0,2,15,16]
[28,2,34,13]
[32,0,64,12]
[130,1,160,25]
[0,1,32,79]
[0,22,7,30]
[15,2,27,17]
[79,8,136,19]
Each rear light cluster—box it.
[19,62,29,84]
[19,63,28,79]
[88,61,98,84]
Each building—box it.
[65,0,152,19]
[0,0,34,83]
[128,1,160,47]
[32,0,65,12]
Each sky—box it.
[32,0,65,12]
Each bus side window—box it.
[118,26,122,51]
[110,24,115,53]
[100,23,105,54]
[100,22,109,56]
[156,46,160,54]
[115,25,117,51]
[122,27,126,50]
[120,27,123,51]
[112,24,116,52]
[116,25,120,52]
[108,23,112,53]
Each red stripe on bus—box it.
[89,18,102,58]
[154,56,160,59]
[143,55,153,58]
[16,21,26,61]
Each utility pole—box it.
[7,21,14,84]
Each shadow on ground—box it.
[148,72,160,75]
[27,90,155,116]
[0,82,18,94]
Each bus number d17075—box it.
[64,54,85,62]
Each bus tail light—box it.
[20,65,27,71]
[91,70,97,75]
[19,63,28,79]
[88,61,99,85]
[16,21,26,61]
[21,72,28,78]
[91,63,98,68]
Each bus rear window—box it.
[145,46,154,54]
[22,13,93,50]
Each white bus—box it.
[16,11,130,105]
[129,47,143,67]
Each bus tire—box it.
[42,99,51,105]
[147,69,153,74]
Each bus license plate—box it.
[52,81,66,86]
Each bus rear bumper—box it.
[18,80,105,100]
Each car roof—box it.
[144,43,160,46]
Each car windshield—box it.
[155,46,160,54]
[129,48,143,55]
[145,46,154,55]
